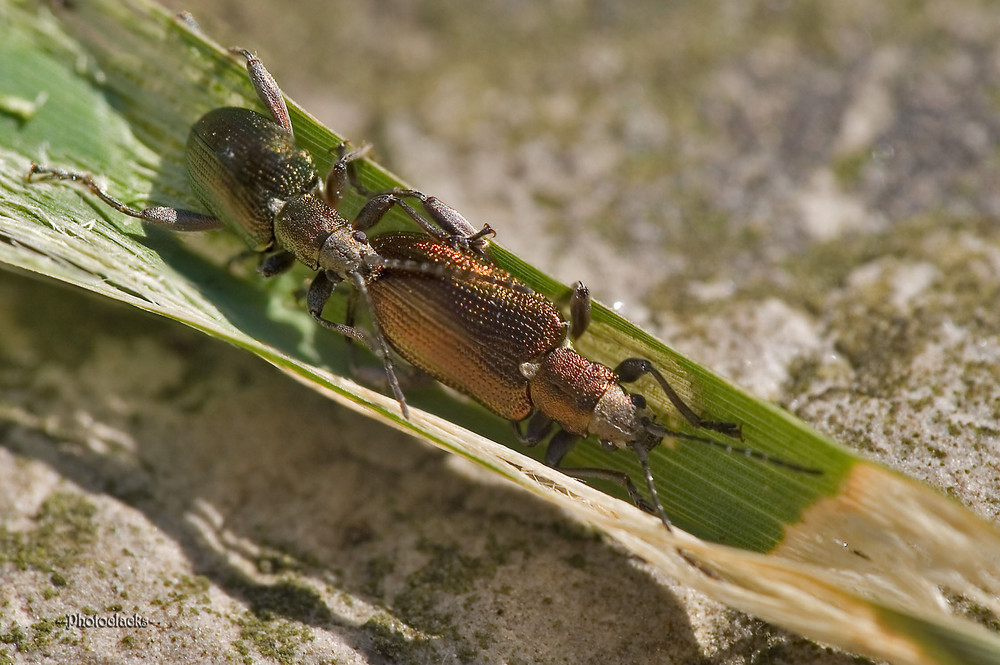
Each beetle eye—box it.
[353,230,368,243]
[630,394,646,409]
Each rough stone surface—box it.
[3,1,1000,663]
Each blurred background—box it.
[4,1,1000,662]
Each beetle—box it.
[29,48,493,420]
[360,234,772,524]
[29,48,815,528]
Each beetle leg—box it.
[407,190,496,254]
[27,165,222,231]
[257,250,296,277]
[307,271,373,347]
[324,142,373,208]
[225,248,295,277]
[352,189,492,253]
[512,412,554,446]
[349,272,410,419]
[544,430,667,524]
[567,281,592,341]
[351,192,453,239]
[307,272,409,418]
[513,418,667,523]
[614,358,742,439]
[627,436,672,528]
[340,287,432,394]
[230,49,293,137]
[400,190,479,239]
[542,428,579,468]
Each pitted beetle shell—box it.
[275,196,359,272]
[527,347,625,438]
[367,234,566,421]
[186,108,317,251]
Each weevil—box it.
[361,236,818,526]
[29,48,816,528]
[28,48,493,420]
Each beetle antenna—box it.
[644,422,822,475]
[365,255,534,294]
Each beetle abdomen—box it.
[186,107,317,251]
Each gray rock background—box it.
[3,1,1000,663]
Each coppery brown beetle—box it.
[29,49,815,528]
[360,234,772,525]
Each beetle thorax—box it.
[272,194,368,273]
[590,386,641,449]
[522,347,642,444]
